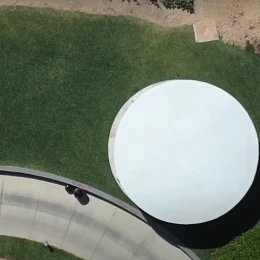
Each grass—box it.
[212,224,260,260]
[0,6,259,260]
[193,224,260,259]
[0,6,260,202]
[194,249,215,260]
[0,236,81,260]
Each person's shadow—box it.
[65,185,90,206]
[144,145,260,249]
[77,191,90,206]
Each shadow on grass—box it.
[144,145,260,249]
[47,244,54,253]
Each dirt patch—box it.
[1,0,260,52]
[200,0,260,52]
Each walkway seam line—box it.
[60,202,78,249]
[89,209,117,259]
[30,196,39,240]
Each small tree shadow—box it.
[47,244,54,253]
[145,145,260,249]
[245,39,260,54]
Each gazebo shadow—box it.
[144,146,260,249]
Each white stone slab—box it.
[2,176,40,208]
[0,204,35,239]
[135,230,190,260]
[92,235,132,260]
[106,208,150,252]
[131,256,147,260]
[193,20,219,43]
[37,182,76,220]
[31,210,69,247]
[61,221,103,259]
[72,196,117,233]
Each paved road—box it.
[0,175,191,260]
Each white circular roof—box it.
[108,80,259,224]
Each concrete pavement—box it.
[0,174,193,260]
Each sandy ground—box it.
[0,0,259,52]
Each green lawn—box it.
[0,6,260,260]
[194,224,260,260]
[0,236,81,260]
[0,7,259,201]
[211,224,260,260]
[194,249,216,260]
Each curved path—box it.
[0,166,199,260]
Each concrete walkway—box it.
[0,174,192,260]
